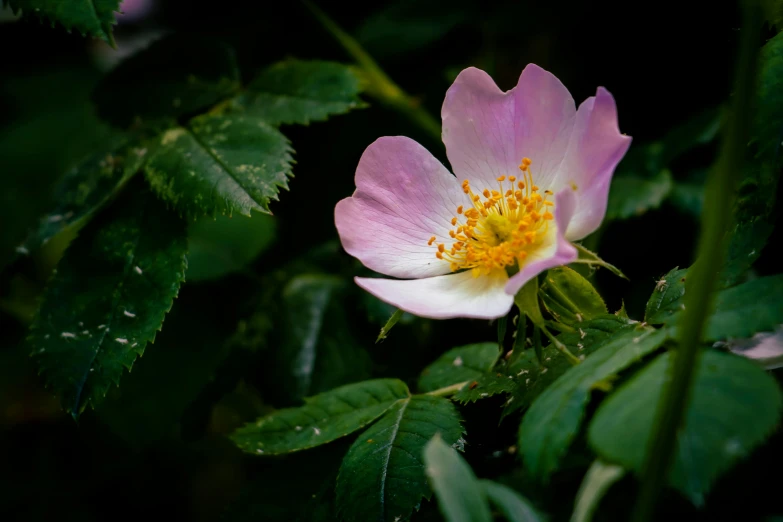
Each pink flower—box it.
[335,65,631,320]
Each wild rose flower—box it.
[335,65,631,319]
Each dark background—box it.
[2,1,781,521]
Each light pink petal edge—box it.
[335,136,469,279]
[441,64,576,193]
[505,189,579,295]
[356,270,514,320]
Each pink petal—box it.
[554,88,632,241]
[441,64,576,194]
[356,270,513,320]
[505,189,579,295]
[335,136,469,279]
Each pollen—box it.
[427,158,556,275]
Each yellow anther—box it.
[436,251,443,259]
[519,164,528,172]
[457,205,463,214]
[491,190,501,198]
[543,201,554,206]
[543,211,554,220]
[544,190,553,195]
[450,263,459,272]
[525,231,537,242]
[517,181,526,189]
[428,236,436,245]
[497,175,506,182]
[505,190,513,197]
[472,267,482,278]
[532,185,539,191]
[509,176,516,182]
[438,244,445,252]
[449,230,456,238]
[451,217,458,225]
[530,211,541,221]
[522,157,531,166]
[483,189,491,198]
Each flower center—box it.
[428,158,554,277]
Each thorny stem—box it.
[540,324,581,365]
[631,3,761,521]
[303,0,442,141]
[426,381,470,397]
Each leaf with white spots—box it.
[235,59,366,126]
[417,343,500,393]
[19,136,147,254]
[644,267,688,325]
[27,180,188,418]
[230,379,410,455]
[588,350,783,506]
[336,395,464,522]
[144,114,294,218]
[518,326,667,480]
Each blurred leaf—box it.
[764,0,783,30]
[27,183,188,418]
[481,480,545,522]
[355,0,472,58]
[502,315,631,420]
[145,115,294,218]
[657,108,721,166]
[589,350,783,506]
[606,170,673,221]
[235,59,366,125]
[93,35,241,127]
[18,136,146,255]
[187,213,276,281]
[3,0,120,44]
[418,343,499,393]
[231,379,410,455]
[570,460,624,522]
[644,267,688,324]
[424,434,493,522]
[539,267,608,326]
[518,326,666,480]
[755,30,783,163]
[336,396,464,522]
[668,180,705,218]
[276,274,372,402]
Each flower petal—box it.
[356,270,513,320]
[505,189,579,295]
[553,87,632,241]
[335,136,468,279]
[441,64,576,193]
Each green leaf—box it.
[186,213,276,281]
[424,434,493,522]
[92,35,241,127]
[453,372,517,404]
[756,31,783,163]
[539,267,608,326]
[643,267,688,324]
[606,169,673,221]
[145,114,294,218]
[3,0,120,44]
[336,395,464,522]
[480,480,545,522]
[572,244,628,280]
[277,274,372,402]
[518,326,667,480]
[570,460,625,522]
[27,182,188,418]
[19,137,146,254]
[418,343,500,393]
[231,378,410,455]
[502,315,632,420]
[375,308,408,342]
[588,350,783,506]
[235,59,365,125]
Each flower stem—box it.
[426,381,470,397]
[302,0,442,141]
[630,3,761,521]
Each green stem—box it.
[540,325,581,365]
[376,308,405,343]
[302,0,442,141]
[630,3,761,521]
[426,381,470,397]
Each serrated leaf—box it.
[570,460,624,522]
[606,169,673,221]
[588,350,783,506]
[518,326,667,480]
[187,213,276,281]
[93,35,241,127]
[424,434,493,522]
[19,137,146,254]
[453,372,517,404]
[336,395,464,522]
[145,114,294,218]
[235,59,365,126]
[644,267,688,324]
[231,379,410,455]
[481,480,544,522]
[276,274,372,402]
[27,182,188,418]
[502,315,631,420]
[3,0,120,44]
[572,244,628,280]
[540,267,607,326]
[418,343,500,393]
